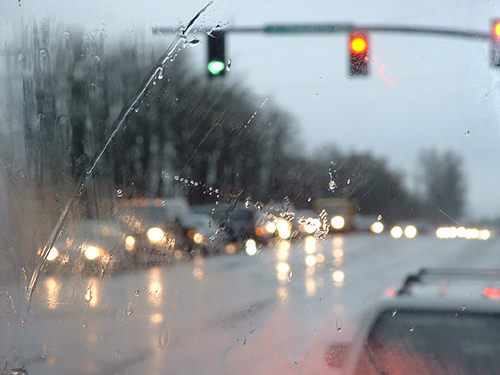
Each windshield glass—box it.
[1,1,500,374]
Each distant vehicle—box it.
[313,198,357,232]
[355,214,384,233]
[118,199,185,265]
[225,206,258,243]
[119,198,221,264]
[43,219,133,275]
[326,268,500,374]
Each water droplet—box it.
[315,93,318,97]
[346,179,351,184]
[82,318,88,329]
[462,305,466,311]
[287,271,293,282]
[308,197,312,202]
[226,59,232,71]
[336,317,343,332]
[159,324,171,350]
[245,198,251,208]
[10,368,28,375]
[185,37,200,47]
[84,286,93,303]
[134,107,139,113]
[485,92,489,99]
[158,69,164,80]
[135,290,140,297]
[315,230,326,239]
[377,215,382,221]
[410,326,414,332]
[254,202,264,211]
[392,310,397,317]
[116,189,123,198]
[328,162,337,193]
[174,176,180,181]
[127,302,134,316]
[463,130,470,136]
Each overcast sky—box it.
[3,0,500,220]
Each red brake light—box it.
[483,287,500,299]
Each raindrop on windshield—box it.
[410,326,415,332]
[392,310,397,317]
[463,130,470,136]
[159,324,171,350]
[462,305,466,311]
[116,189,123,198]
[184,37,200,47]
[245,198,251,208]
[336,317,343,332]
[226,59,232,71]
[328,162,337,193]
[10,369,28,375]
[127,302,134,316]
[315,230,326,239]
[254,202,264,211]
[158,68,164,80]
[134,290,140,297]
[84,285,93,303]
[378,215,382,221]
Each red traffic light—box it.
[494,21,500,39]
[350,35,368,54]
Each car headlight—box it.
[46,247,59,261]
[125,236,135,251]
[147,227,165,244]
[404,225,417,239]
[331,216,345,230]
[193,233,204,244]
[371,222,384,234]
[276,219,291,239]
[391,226,403,239]
[266,222,276,234]
[85,245,103,260]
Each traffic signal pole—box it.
[153,23,490,39]
[152,23,497,76]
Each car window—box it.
[357,310,500,374]
[1,1,500,374]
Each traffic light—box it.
[207,30,226,77]
[349,32,369,76]
[492,20,500,67]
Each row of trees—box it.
[2,21,466,228]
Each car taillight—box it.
[483,287,500,299]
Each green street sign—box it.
[264,24,354,34]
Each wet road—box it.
[21,233,499,374]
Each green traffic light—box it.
[208,60,225,76]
